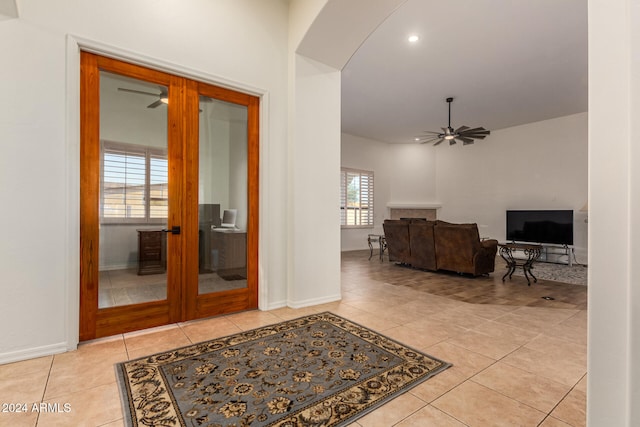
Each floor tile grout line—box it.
[33,355,56,426]
[538,372,587,427]
[177,322,196,345]
[461,336,585,422]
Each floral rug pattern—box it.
[116,312,450,427]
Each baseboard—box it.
[263,299,288,311]
[0,342,71,365]
[287,293,342,309]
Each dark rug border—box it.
[115,311,452,427]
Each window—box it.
[101,141,168,223]
[340,168,374,227]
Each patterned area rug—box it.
[512,261,588,286]
[116,312,451,427]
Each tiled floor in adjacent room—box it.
[0,251,587,426]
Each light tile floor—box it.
[0,252,587,426]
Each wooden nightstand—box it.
[137,229,166,275]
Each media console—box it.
[507,242,575,266]
[538,244,575,267]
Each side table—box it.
[498,243,543,285]
[367,234,387,261]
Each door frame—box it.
[79,51,259,341]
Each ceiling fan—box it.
[117,87,168,108]
[419,97,490,146]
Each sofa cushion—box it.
[433,222,485,274]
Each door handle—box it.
[162,226,181,235]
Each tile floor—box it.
[0,251,587,426]
[98,268,246,308]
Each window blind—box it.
[340,168,374,227]
[149,154,168,219]
[101,141,167,222]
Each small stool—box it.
[367,234,387,261]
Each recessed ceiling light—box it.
[408,35,420,43]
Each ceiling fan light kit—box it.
[419,97,490,146]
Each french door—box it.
[79,52,259,341]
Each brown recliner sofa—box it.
[382,219,498,276]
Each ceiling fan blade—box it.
[147,99,164,108]
[460,133,487,139]
[462,140,475,145]
[455,125,469,133]
[460,127,489,134]
[118,87,160,97]
[458,136,475,144]
[449,139,456,145]
[433,138,445,146]
[459,131,489,137]
[419,137,441,144]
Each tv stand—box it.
[510,242,574,266]
[538,244,575,266]
[510,240,575,267]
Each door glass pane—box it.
[98,71,168,308]
[198,96,248,294]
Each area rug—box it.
[512,261,588,286]
[115,312,451,427]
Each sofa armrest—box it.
[480,239,498,257]
[474,239,498,274]
[481,239,498,250]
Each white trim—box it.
[387,203,442,209]
[65,35,81,351]
[71,35,265,98]
[287,294,342,309]
[0,342,70,365]
[263,299,288,311]
[257,92,270,312]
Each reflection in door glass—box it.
[198,96,248,294]
[98,71,168,308]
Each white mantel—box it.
[387,203,442,221]
[387,203,442,209]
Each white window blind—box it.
[340,168,374,227]
[101,141,168,223]
[149,154,168,219]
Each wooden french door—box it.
[80,52,258,341]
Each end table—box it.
[498,243,543,285]
[367,234,387,261]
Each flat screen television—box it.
[506,210,574,246]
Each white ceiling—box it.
[341,0,588,144]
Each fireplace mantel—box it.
[387,203,441,220]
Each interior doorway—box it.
[79,52,259,340]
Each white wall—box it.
[340,133,392,250]
[388,143,438,205]
[0,0,291,362]
[436,112,588,261]
[0,18,71,360]
[289,54,342,307]
[588,0,640,425]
